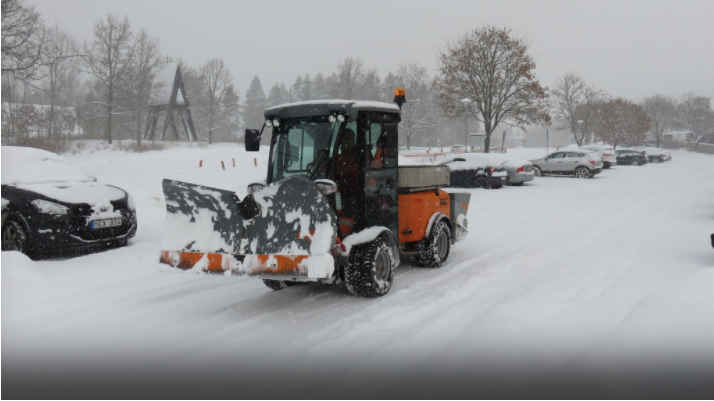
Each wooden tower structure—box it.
[144,62,197,141]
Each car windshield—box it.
[270,116,341,182]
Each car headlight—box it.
[127,193,136,211]
[31,199,69,215]
[247,183,265,194]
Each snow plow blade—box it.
[159,251,335,279]
[159,175,339,280]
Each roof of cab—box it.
[264,99,400,120]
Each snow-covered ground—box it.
[3,144,714,398]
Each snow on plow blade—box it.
[159,176,339,280]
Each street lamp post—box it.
[461,98,471,151]
[577,119,584,145]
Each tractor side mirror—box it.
[245,129,261,152]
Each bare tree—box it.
[43,25,80,153]
[677,93,714,151]
[1,0,47,84]
[335,57,364,99]
[436,26,551,152]
[597,98,651,149]
[123,29,162,144]
[550,73,606,146]
[641,94,678,148]
[384,62,441,149]
[199,58,235,144]
[83,14,136,144]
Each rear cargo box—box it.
[398,165,450,193]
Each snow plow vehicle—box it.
[158,92,471,297]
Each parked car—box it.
[615,149,648,166]
[451,145,466,153]
[438,153,509,189]
[580,144,617,169]
[633,147,671,163]
[1,146,137,259]
[529,151,603,179]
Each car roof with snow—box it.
[1,146,95,186]
[265,100,400,120]
[439,153,530,170]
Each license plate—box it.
[91,218,122,229]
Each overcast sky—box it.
[29,0,714,102]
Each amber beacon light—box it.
[394,88,406,109]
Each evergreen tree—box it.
[243,75,266,130]
[266,82,288,108]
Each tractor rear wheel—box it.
[262,279,296,291]
[345,233,396,297]
[415,220,451,268]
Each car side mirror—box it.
[245,129,260,152]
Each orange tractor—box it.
[159,91,470,297]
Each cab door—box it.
[360,112,399,239]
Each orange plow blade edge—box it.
[159,251,318,277]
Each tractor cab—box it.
[245,101,401,240]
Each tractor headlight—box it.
[336,114,345,123]
[272,119,280,128]
[328,115,336,123]
[31,199,69,215]
[265,119,273,128]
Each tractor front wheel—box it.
[345,233,397,297]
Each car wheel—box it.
[575,167,590,179]
[473,176,490,189]
[603,162,611,169]
[533,166,542,177]
[630,159,639,166]
[511,182,523,186]
[2,219,29,254]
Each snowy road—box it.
[3,145,714,398]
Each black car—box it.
[615,149,647,166]
[439,156,508,189]
[1,146,137,259]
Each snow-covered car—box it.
[632,147,671,163]
[1,146,137,259]
[529,151,603,179]
[580,144,617,169]
[451,145,466,153]
[615,149,648,166]
[438,153,509,189]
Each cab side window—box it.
[549,152,565,159]
[364,113,397,169]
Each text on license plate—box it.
[91,218,121,229]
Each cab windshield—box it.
[270,116,340,182]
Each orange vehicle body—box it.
[397,190,450,244]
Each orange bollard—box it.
[199,160,203,167]
[221,161,225,170]
[254,158,257,167]
[232,158,235,167]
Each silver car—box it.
[530,151,603,179]
[580,144,617,169]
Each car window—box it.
[565,152,580,157]
[549,152,565,159]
